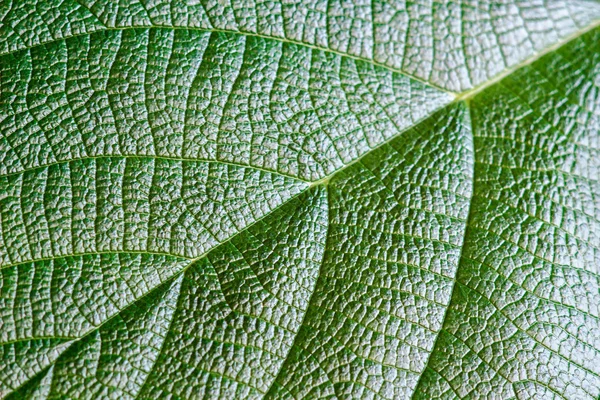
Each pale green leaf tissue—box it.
[1,1,600,399]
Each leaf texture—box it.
[0,1,600,399]
[413,27,600,400]
[1,0,600,91]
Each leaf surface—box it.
[1,0,600,91]
[0,2,600,399]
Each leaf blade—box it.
[2,1,600,90]
[414,25,600,400]
[1,3,600,400]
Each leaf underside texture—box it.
[0,1,600,399]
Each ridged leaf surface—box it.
[0,2,599,399]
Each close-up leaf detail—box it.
[0,1,599,399]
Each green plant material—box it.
[0,2,599,399]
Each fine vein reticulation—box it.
[1,2,600,399]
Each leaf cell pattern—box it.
[0,1,600,399]
[1,0,600,90]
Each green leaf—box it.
[1,0,600,91]
[0,2,599,399]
